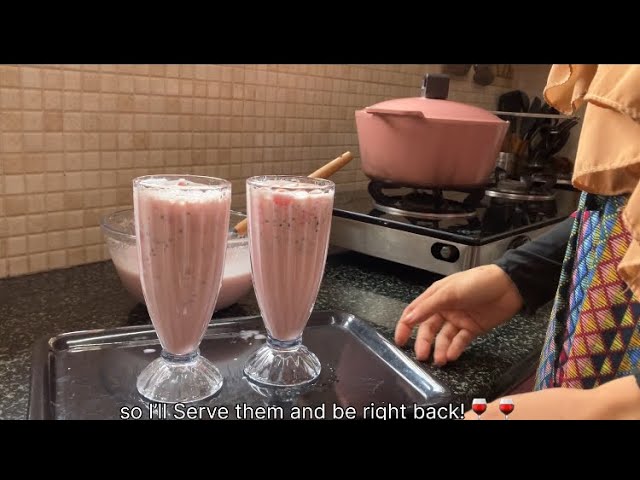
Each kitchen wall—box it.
[0,64,521,279]
[512,64,551,98]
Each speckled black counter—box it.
[0,251,551,420]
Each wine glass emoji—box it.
[499,398,515,420]
[472,398,487,419]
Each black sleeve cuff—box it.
[494,217,574,314]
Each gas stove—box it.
[330,180,577,276]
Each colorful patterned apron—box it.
[535,192,640,390]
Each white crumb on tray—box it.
[238,330,260,340]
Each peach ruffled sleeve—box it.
[543,65,640,296]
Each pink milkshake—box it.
[102,208,253,310]
[244,175,335,387]
[133,174,231,404]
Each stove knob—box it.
[431,243,460,263]
[440,246,453,260]
[508,235,530,250]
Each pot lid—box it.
[363,74,507,125]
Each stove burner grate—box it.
[368,181,483,220]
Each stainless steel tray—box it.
[28,311,450,420]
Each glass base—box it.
[137,350,223,404]
[243,337,321,387]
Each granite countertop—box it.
[0,251,551,420]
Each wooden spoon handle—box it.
[233,151,354,236]
[308,150,354,179]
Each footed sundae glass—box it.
[243,175,335,387]
[133,174,231,404]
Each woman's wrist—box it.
[591,375,640,419]
[491,264,525,315]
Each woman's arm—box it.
[494,216,574,314]
[465,371,640,420]
[593,373,640,419]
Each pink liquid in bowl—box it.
[103,210,253,312]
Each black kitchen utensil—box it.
[528,125,552,164]
[557,118,579,134]
[520,96,542,138]
[543,119,578,155]
[473,64,495,86]
[548,130,571,156]
[501,90,545,154]
[498,90,527,115]
[528,122,575,165]
[497,90,529,152]
[520,91,530,114]
[540,103,560,127]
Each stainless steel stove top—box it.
[330,184,576,276]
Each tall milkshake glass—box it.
[243,175,335,387]
[133,175,231,403]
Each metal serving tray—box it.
[28,311,450,420]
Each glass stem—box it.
[161,349,199,364]
[266,335,302,351]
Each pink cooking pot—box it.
[355,74,509,188]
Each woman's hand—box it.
[464,375,640,420]
[395,264,524,365]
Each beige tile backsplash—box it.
[0,64,524,278]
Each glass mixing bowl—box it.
[100,209,253,311]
